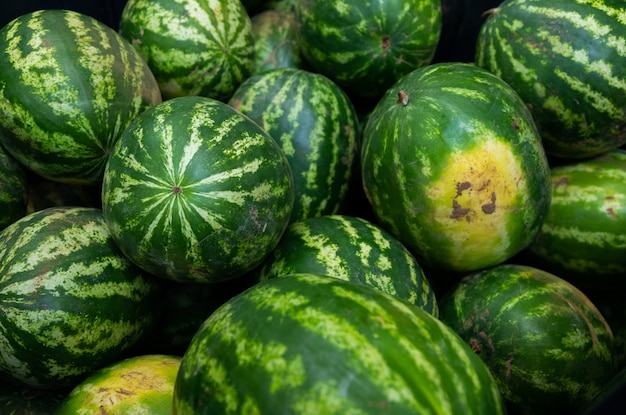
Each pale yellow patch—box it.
[426,139,526,269]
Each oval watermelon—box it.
[174,273,505,414]
[361,62,551,273]
[101,95,294,283]
[439,263,615,415]
[0,9,161,185]
[256,214,438,316]
[119,0,255,101]
[228,68,359,222]
[0,207,162,389]
[475,0,626,158]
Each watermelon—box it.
[229,68,359,222]
[256,214,439,316]
[174,273,506,414]
[523,149,626,291]
[475,0,626,159]
[295,0,442,98]
[119,0,255,101]
[0,9,161,185]
[0,144,27,231]
[250,8,303,74]
[101,95,294,283]
[360,62,552,273]
[0,207,162,389]
[439,263,615,415]
[56,354,181,415]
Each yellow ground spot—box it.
[426,138,526,269]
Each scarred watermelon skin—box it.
[174,273,505,414]
[0,207,162,389]
[524,149,626,291]
[475,0,626,159]
[101,95,294,283]
[439,264,615,415]
[0,9,161,184]
[119,0,255,101]
[361,62,551,273]
[228,68,359,222]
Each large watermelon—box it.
[475,0,626,159]
[439,264,615,415]
[523,149,626,291]
[0,9,161,185]
[295,0,442,98]
[0,207,162,389]
[119,0,255,101]
[174,273,505,414]
[101,95,294,283]
[256,214,438,316]
[361,62,552,273]
[228,68,359,222]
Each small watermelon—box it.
[439,263,615,415]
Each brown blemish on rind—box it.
[450,200,471,221]
[456,181,472,196]
[481,192,496,214]
[382,37,391,50]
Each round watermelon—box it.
[119,0,255,101]
[361,62,551,273]
[475,0,626,159]
[0,9,161,185]
[228,68,359,222]
[174,273,505,414]
[439,263,615,415]
[56,354,181,415]
[295,0,442,98]
[257,214,438,316]
[0,207,162,389]
[101,95,294,283]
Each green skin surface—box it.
[476,0,626,159]
[101,96,294,283]
[119,0,255,101]
[361,62,551,273]
[0,207,162,389]
[0,9,162,185]
[295,0,442,98]
[0,145,27,231]
[256,214,439,317]
[174,273,505,415]
[439,264,615,415]
[251,9,303,74]
[228,68,359,223]
[56,354,181,415]
[526,149,626,291]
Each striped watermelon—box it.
[56,354,181,415]
[475,0,626,159]
[174,273,506,414]
[101,95,294,283]
[523,149,626,291]
[250,8,303,74]
[0,207,162,389]
[228,68,359,222]
[119,0,255,101]
[0,144,27,231]
[439,264,615,415]
[361,62,552,273]
[295,0,442,98]
[0,9,161,185]
[256,214,439,316]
